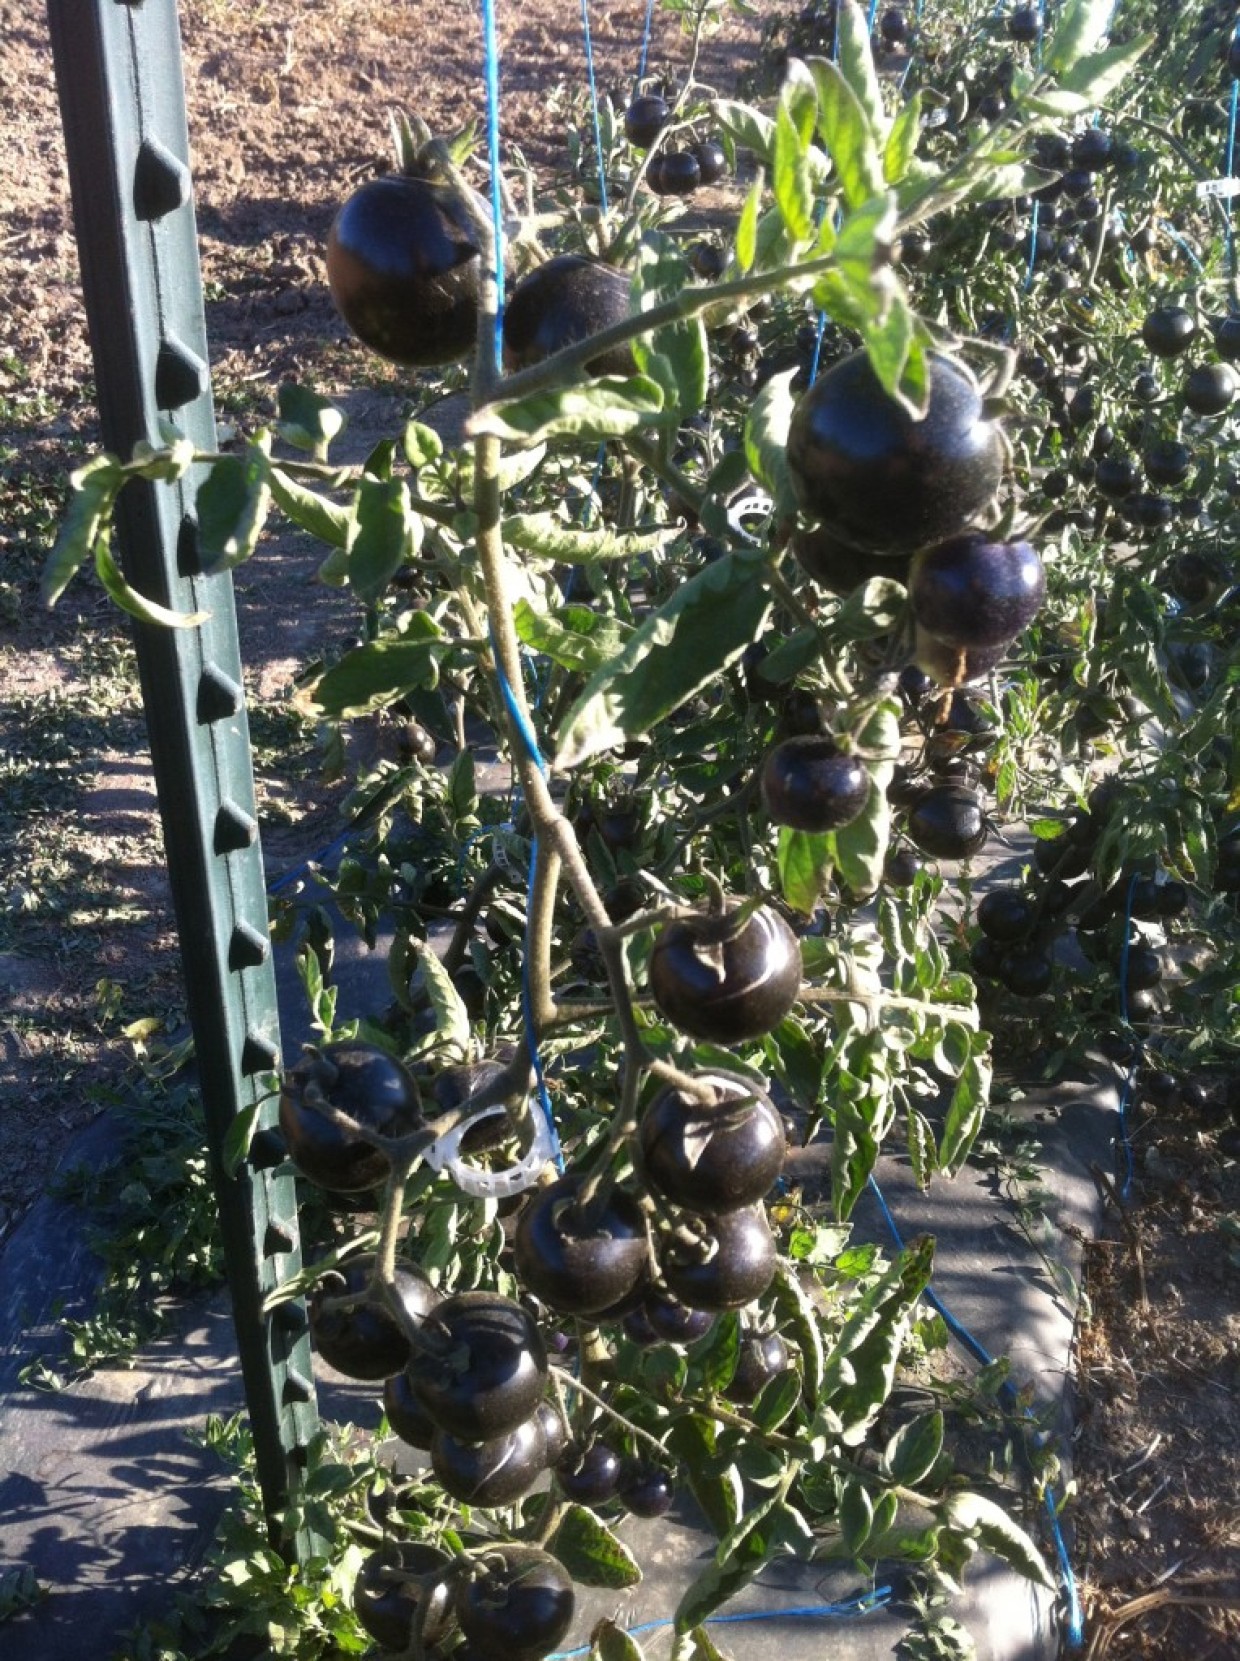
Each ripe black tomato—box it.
[649,905,801,1044]
[353,1542,454,1655]
[1182,362,1237,416]
[998,947,1054,998]
[910,532,1045,651]
[455,1546,574,1661]
[637,1074,786,1216]
[760,735,871,833]
[513,1173,649,1316]
[625,1291,715,1346]
[1141,305,1196,358]
[431,1413,549,1508]
[661,1204,777,1312]
[727,1331,792,1404]
[503,255,633,378]
[383,1365,437,1450]
[326,174,482,366]
[655,149,702,196]
[555,1439,622,1504]
[408,1292,548,1441]
[1124,944,1163,991]
[279,1042,423,1194]
[625,94,669,148]
[309,1256,438,1381]
[977,886,1036,942]
[618,1461,675,1518]
[791,524,908,596]
[785,350,1004,556]
[692,137,728,184]
[906,784,988,860]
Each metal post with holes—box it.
[45,0,322,1558]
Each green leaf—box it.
[591,1619,645,1661]
[778,825,833,915]
[196,439,273,575]
[550,1504,643,1589]
[751,1366,802,1433]
[221,1103,262,1179]
[1058,34,1151,102]
[906,1106,937,1190]
[838,1479,874,1553]
[822,1236,934,1443]
[938,1045,992,1174]
[808,57,886,210]
[696,1310,742,1392]
[632,239,710,417]
[347,477,420,604]
[834,193,900,314]
[772,1261,825,1407]
[744,368,798,517]
[555,552,772,768]
[735,170,763,274]
[832,697,900,898]
[513,598,634,675]
[311,616,447,719]
[774,96,814,243]
[835,0,888,143]
[471,375,671,447]
[884,1410,944,1486]
[940,1491,1055,1591]
[403,937,471,1063]
[884,91,922,185]
[1044,0,1118,77]
[667,1415,743,1538]
[402,419,444,469]
[861,301,923,416]
[686,1626,734,1661]
[42,453,122,606]
[95,530,210,629]
[267,466,353,549]
[674,1493,782,1633]
[504,512,669,564]
[831,1093,879,1221]
[277,383,345,460]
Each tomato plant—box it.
[44,0,1240,1656]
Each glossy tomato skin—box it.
[309,1256,439,1381]
[661,1204,777,1312]
[326,174,482,366]
[906,784,988,860]
[409,1292,548,1441]
[786,351,1003,556]
[503,255,633,378]
[513,1173,650,1316]
[353,1541,454,1654]
[430,1413,549,1508]
[761,735,871,833]
[649,905,802,1044]
[637,1074,786,1215]
[455,1546,574,1661]
[910,533,1045,651]
[383,1364,438,1450]
[279,1041,423,1193]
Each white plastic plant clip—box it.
[422,1099,557,1199]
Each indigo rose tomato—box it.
[906,784,988,860]
[785,350,1004,555]
[637,1074,786,1216]
[353,1542,454,1655]
[513,1173,650,1315]
[430,1412,549,1508]
[649,905,801,1044]
[660,1204,777,1311]
[309,1256,439,1381]
[909,532,1045,651]
[503,255,634,378]
[326,174,482,366]
[454,1546,574,1661]
[408,1291,548,1441]
[760,735,872,833]
[279,1041,423,1194]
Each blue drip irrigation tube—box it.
[546,1587,894,1658]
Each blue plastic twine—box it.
[479,0,507,376]
[635,0,657,93]
[1225,29,1239,278]
[580,0,610,215]
[867,1174,1085,1649]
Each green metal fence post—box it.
[45,0,322,1558]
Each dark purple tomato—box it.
[555,1439,622,1504]
[1182,362,1237,415]
[970,935,1006,979]
[1141,305,1196,358]
[503,255,633,378]
[648,905,802,1044]
[383,1365,438,1451]
[632,1290,715,1345]
[1094,455,1141,499]
[906,785,988,860]
[1214,313,1240,359]
[913,627,1008,688]
[760,735,871,833]
[910,532,1045,651]
[618,1461,675,1517]
[884,844,921,888]
[786,351,1003,556]
[655,149,702,196]
[431,1413,549,1508]
[637,1074,786,1216]
[791,524,909,595]
[692,137,728,184]
[661,1205,777,1312]
[726,1330,792,1404]
[1142,439,1192,486]
[977,886,1036,942]
[326,174,482,366]
[408,1292,548,1441]
[625,94,670,148]
[454,1546,574,1661]
[309,1256,439,1381]
[353,1542,454,1655]
[513,1173,649,1316]
[998,947,1054,998]
[1008,9,1041,43]
[1124,944,1163,991]
[279,1041,423,1193]
[537,1400,570,1468]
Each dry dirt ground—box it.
[0,4,1237,1657]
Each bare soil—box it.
[0,4,1237,1658]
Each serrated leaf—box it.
[633,240,709,416]
[831,1093,879,1221]
[907,1106,937,1190]
[774,97,815,242]
[772,1261,825,1407]
[686,1626,734,1661]
[310,623,448,720]
[348,477,420,604]
[403,936,471,1062]
[591,1618,645,1661]
[938,1046,992,1174]
[751,1366,802,1433]
[667,1415,743,1538]
[95,530,209,628]
[1058,34,1151,103]
[550,1504,642,1588]
[555,552,772,768]
[513,598,634,674]
[470,376,670,446]
[735,171,763,273]
[835,0,888,142]
[861,302,923,416]
[884,91,922,185]
[504,512,669,564]
[697,1311,741,1392]
[778,825,833,915]
[268,466,354,549]
[277,383,345,459]
[674,1493,782,1633]
[940,1491,1055,1590]
[822,1236,934,1442]
[43,453,122,606]
[743,368,798,516]
[1044,0,1117,78]
[808,57,886,210]
[884,1410,944,1486]
[196,439,273,574]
